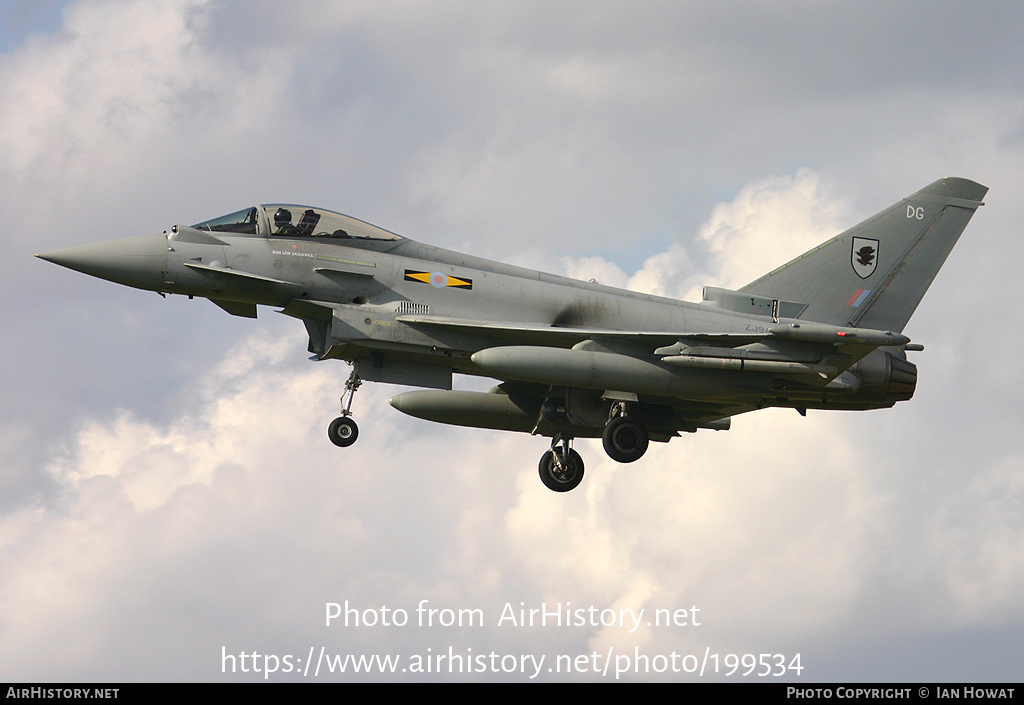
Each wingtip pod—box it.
[919,177,988,204]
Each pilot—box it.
[274,208,295,236]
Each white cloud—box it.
[695,170,849,289]
[555,169,849,304]
[7,168,1021,681]
[928,456,1024,626]
[0,0,212,180]
[625,169,850,302]
[3,0,1024,682]
[559,255,630,289]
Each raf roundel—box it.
[402,269,472,290]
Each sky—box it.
[1,0,1023,683]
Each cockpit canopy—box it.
[191,205,402,242]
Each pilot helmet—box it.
[274,208,293,227]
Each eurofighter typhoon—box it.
[38,178,986,491]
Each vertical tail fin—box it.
[739,177,987,332]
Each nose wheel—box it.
[328,369,362,448]
[538,435,584,492]
[328,416,359,447]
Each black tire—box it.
[602,416,649,463]
[538,448,585,492]
[328,416,359,447]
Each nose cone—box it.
[37,234,168,292]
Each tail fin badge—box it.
[852,237,879,279]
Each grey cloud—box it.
[2,0,1022,682]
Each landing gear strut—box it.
[328,369,362,448]
[538,434,584,492]
[602,403,649,463]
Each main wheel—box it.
[602,416,649,463]
[328,416,359,447]
[538,448,585,492]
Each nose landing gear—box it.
[538,434,584,492]
[327,369,362,448]
[328,416,358,447]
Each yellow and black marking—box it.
[404,269,473,290]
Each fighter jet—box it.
[37,177,986,491]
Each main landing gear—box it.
[535,401,651,492]
[602,402,649,463]
[327,370,362,448]
[538,434,584,492]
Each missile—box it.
[660,355,837,376]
